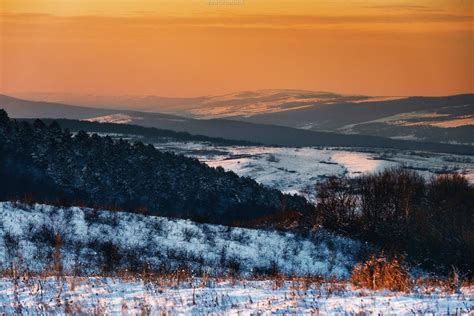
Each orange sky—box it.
[1,0,473,97]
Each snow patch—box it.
[83,114,137,124]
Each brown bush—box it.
[351,254,411,292]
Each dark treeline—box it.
[0,109,311,224]
[315,167,474,276]
[20,118,259,146]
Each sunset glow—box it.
[1,0,473,97]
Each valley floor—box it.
[151,142,474,197]
[0,276,472,315]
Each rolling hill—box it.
[8,91,474,144]
[234,94,474,144]
[1,94,473,154]
[11,90,373,118]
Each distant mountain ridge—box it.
[7,90,474,145]
[10,90,373,118]
[239,94,473,129]
[228,93,474,145]
[0,94,186,121]
[1,94,473,154]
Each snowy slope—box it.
[0,202,362,278]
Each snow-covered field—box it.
[1,276,472,315]
[151,141,474,196]
[0,202,361,278]
[0,202,472,315]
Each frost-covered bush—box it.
[0,202,363,278]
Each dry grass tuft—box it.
[351,254,411,292]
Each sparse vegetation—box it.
[0,271,471,314]
[0,202,361,278]
[351,254,411,292]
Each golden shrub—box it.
[351,254,411,292]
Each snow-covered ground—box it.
[0,276,472,315]
[0,202,362,278]
[151,141,474,196]
[1,191,472,314]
